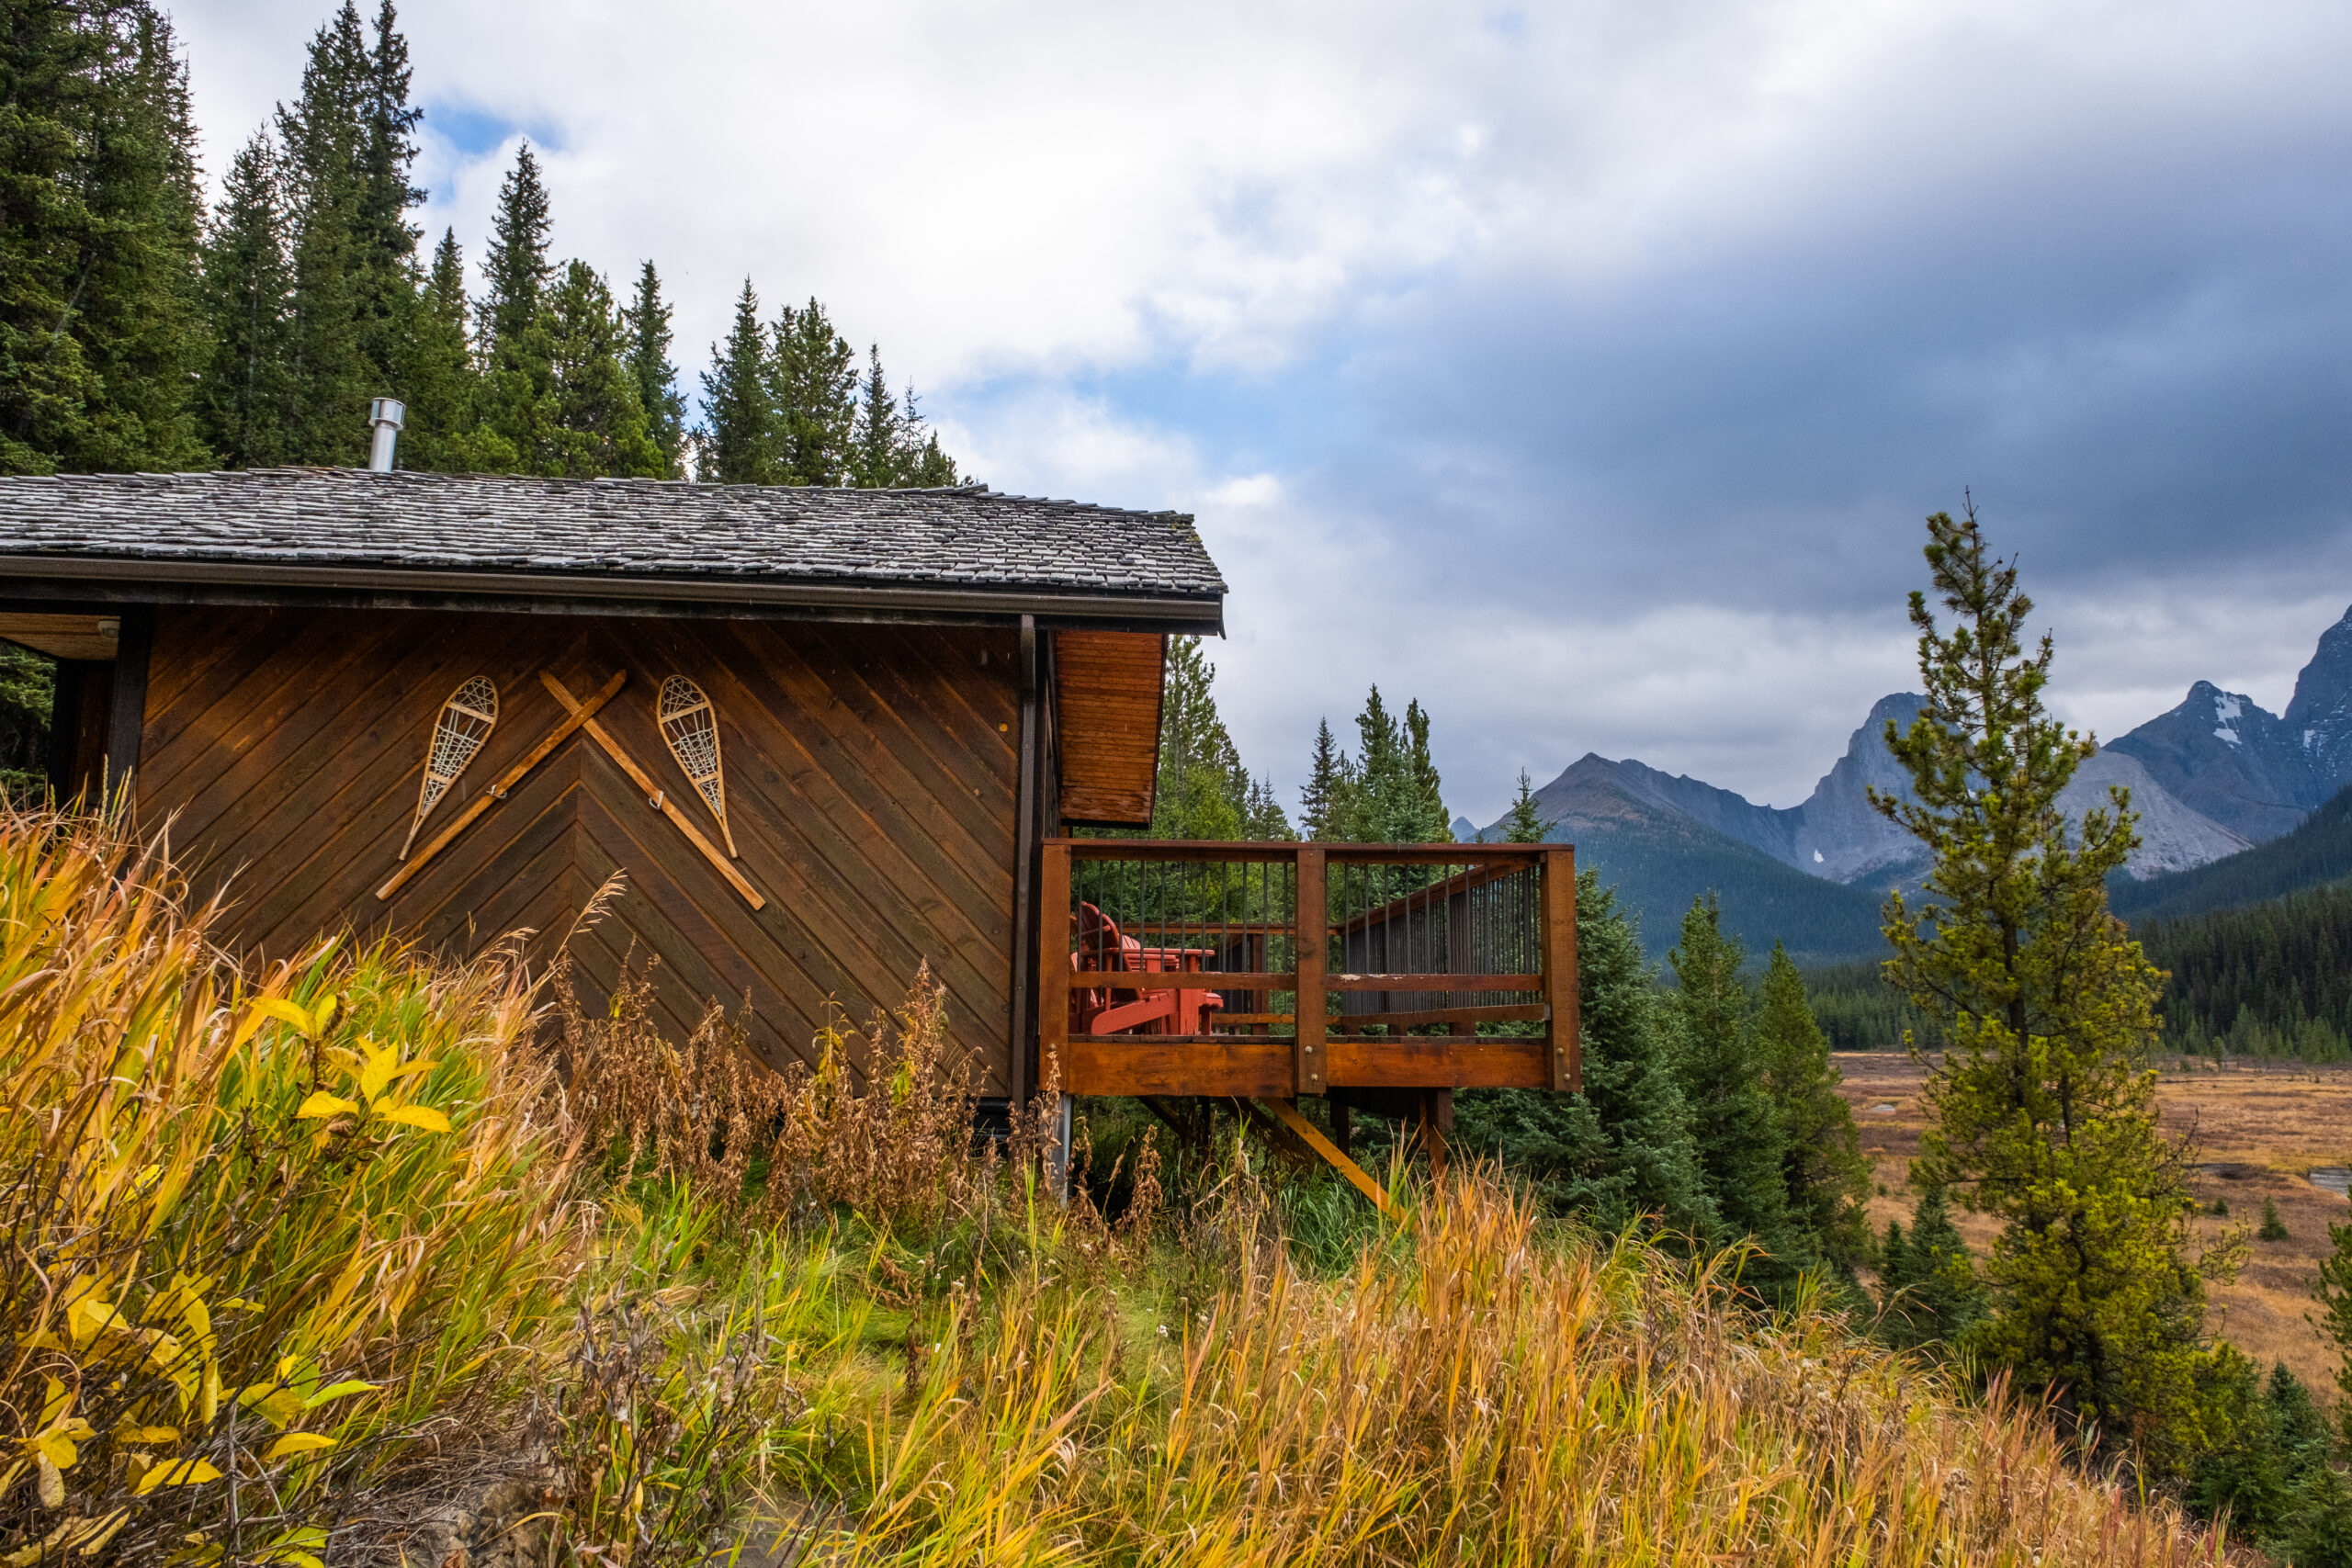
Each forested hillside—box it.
[2114,781,2352,921]
[1,0,960,488]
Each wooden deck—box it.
[1039,840,1579,1099]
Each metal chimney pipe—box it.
[367,397,406,472]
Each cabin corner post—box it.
[1038,840,1071,1097]
[1009,615,1042,1106]
[1542,846,1580,1092]
[104,605,153,809]
[1294,845,1328,1096]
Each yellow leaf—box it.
[36,1377,71,1432]
[35,1432,78,1471]
[74,1507,130,1557]
[235,1385,303,1431]
[199,1359,219,1427]
[36,1454,62,1509]
[294,1092,359,1122]
[248,998,316,1037]
[373,1102,450,1134]
[356,1038,399,1100]
[262,1434,336,1462]
[65,1294,121,1349]
[133,1458,222,1495]
[116,1425,180,1446]
[309,995,338,1035]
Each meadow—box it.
[0,807,2253,1563]
[1838,1053,2352,1404]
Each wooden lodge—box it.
[0,463,1577,1168]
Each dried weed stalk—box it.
[556,956,1002,1231]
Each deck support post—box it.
[103,605,151,809]
[1294,845,1327,1097]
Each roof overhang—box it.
[1055,630,1168,828]
[0,556,1224,636]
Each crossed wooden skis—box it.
[375,670,765,909]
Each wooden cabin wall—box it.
[135,606,1022,1093]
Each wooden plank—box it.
[542,671,764,909]
[1256,1099,1390,1214]
[1544,846,1580,1092]
[0,613,118,660]
[1037,840,1070,1096]
[1327,974,1540,991]
[376,669,626,901]
[1054,630,1164,827]
[1327,1037,1549,1089]
[1068,971,1293,989]
[1063,1039,1293,1098]
[1336,1002,1548,1032]
[1294,845,1326,1096]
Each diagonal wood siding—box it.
[138,607,1021,1091]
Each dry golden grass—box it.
[1837,1051,2352,1403]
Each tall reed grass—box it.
[0,808,2252,1565]
[0,808,579,1562]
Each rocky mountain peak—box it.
[2284,604,2352,790]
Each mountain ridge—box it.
[1461,602,2352,954]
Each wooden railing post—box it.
[1039,840,1071,1099]
[1295,845,1327,1096]
[1542,846,1580,1092]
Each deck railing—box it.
[1038,840,1578,1100]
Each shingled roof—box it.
[0,468,1225,627]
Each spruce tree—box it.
[197,131,294,467]
[621,261,685,477]
[1454,874,1716,1238]
[349,0,418,397]
[772,296,856,485]
[1877,1184,1986,1348]
[852,344,904,487]
[1500,768,1554,844]
[532,258,662,479]
[71,2,207,471]
[1669,895,1796,1273]
[695,280,775,483]
[0,0,108,471]
[1300,719,1343,839]
[480,141,551,365]
[1879,505,2207,1459]
[277,0,372,463]
[394,227,476,471]
[0,0,207,473]
[1403,699,1453,842]
[1754,942,1871,1269]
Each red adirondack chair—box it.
[1069,902,1226,1036]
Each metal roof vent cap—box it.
[367,398,406,472]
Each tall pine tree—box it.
[532,259,662,479]
[479,140,550,365]
[1454,874,1716,1239]
[695,280,775,483]
[276,0,372,462]
[1881,505,2212,1467]
[0,0,208,473]
[622,261,685,478]
[772,296,857,485]
[1669,895,1796,1273]
[196,131,293,467]
[392,227,476,470]
[349,0,418,398]
[1753,942,1871,1269]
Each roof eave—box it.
[0,555,1226,637]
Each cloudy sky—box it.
[166,0,2352,821]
